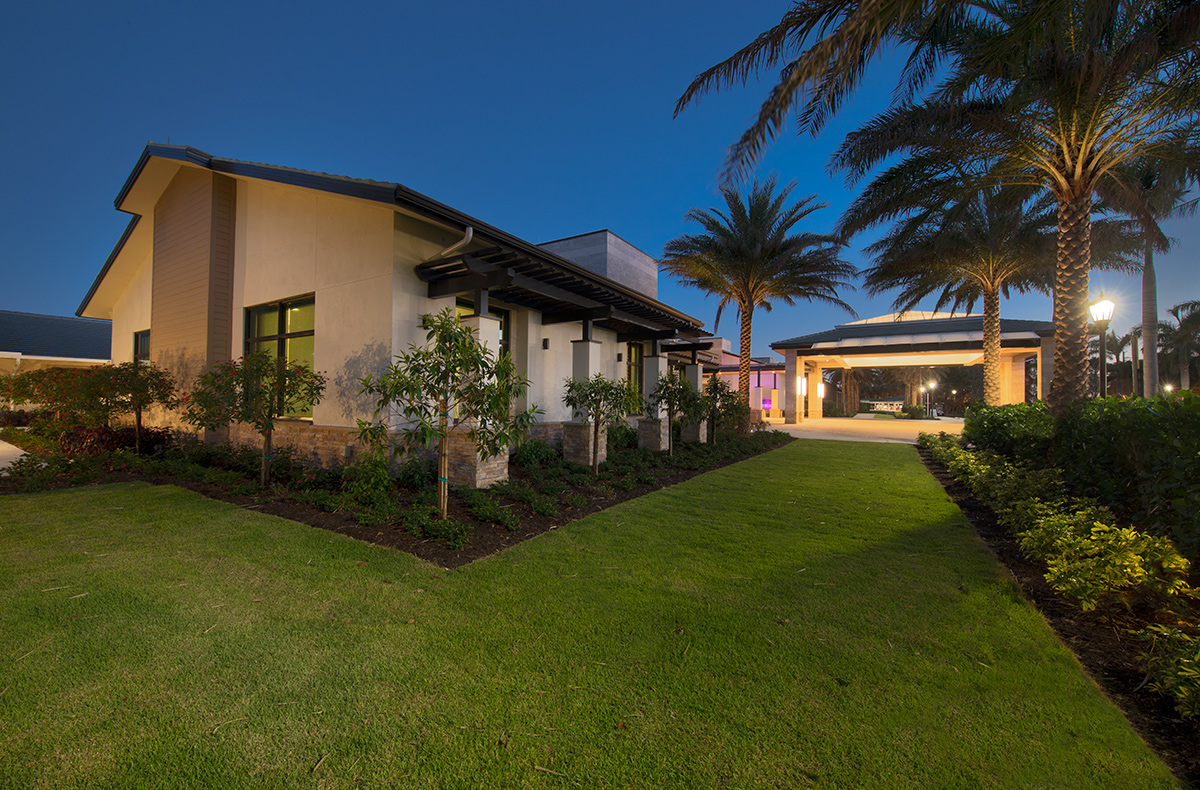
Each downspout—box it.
[433,226,473,260]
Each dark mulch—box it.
[14,438,794,570]
[918,446,1200,788]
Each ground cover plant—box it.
[0,441,1179,788]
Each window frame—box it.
[133,330,150,363]
[244,294,316,419]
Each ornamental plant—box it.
[106,362,178,454]
[357,307,539,520]
[181,350,326,487]
[701,376,750,442]
[562,373,642,475]
[646,369,705,456]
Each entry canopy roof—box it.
[771,312,1054,369]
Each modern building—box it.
[771,312,1055,421]
[77,144,706,482]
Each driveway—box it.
[770,415,963,444]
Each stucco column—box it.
[681,363,707,444]
[638,352,670,450]
[805,362,824,420]
[783,351,801,424]
[572,338,602,381]
[461,314,501,356]
[1038,338,1055,402]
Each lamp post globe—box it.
[1089,295,1115,397]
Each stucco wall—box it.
[231,180,396,428]
[109,254,153,364]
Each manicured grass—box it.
[0,440,1176,788]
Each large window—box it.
[626,342,644,414]
[245,295,315,417]
[133,330,150,363]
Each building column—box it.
[783,350,801,424]
[1038,338,1055,402]
[680,363,707,444]
[805,362,824,420]
[638,351,670,451]
[448,312,507,488]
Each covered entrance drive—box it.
[770,313,1056,422]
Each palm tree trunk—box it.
[1047,191,1092,414]
[1182,345,1192,391]
[982,286,1001,405]
[1142,238,1159,396]
[1130,340,1139,397]
[737,307,753,407]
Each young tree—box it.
[701,376,750,442]
[646,369,705,456]
[181,350,326,487]
[357,308,539,519]
[107,362,178,454]
[562,374,642,475]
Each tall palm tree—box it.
[830,1,1200,412]
[1099,165,1198,397]
[677,0,1199,412]
[660,176,856,405]
[843,182,1057,405]
[1112,328,1141,396]
[1161,300,1200,391]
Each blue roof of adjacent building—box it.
[772,316,1055,349]
[0,310,111,360]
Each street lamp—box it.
[928,380,937,416]
[1165,384,1175,394]
[1089,294,1115,397]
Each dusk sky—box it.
[3,0,1196,357]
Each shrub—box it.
[562,492,586,508]
[455,485,520,531]
[962,401,1055,464]
[1135,625,1200,719]
[606,422,638,454]
[342,451,400,526]
[512,438,560,468]
[394,453,433,491]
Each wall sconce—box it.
[617,352,623,362]
[542,338,550,350]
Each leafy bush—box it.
[1135,625,1200,719]
[513,438,561,468]
[963,401,1055,464]
[394,453,433,491]
[1053,393,1200,555]
[0,408,33,427]
[455,485,520,531]
[606,422,638,454]
[423,518,474,549]
[562,492,586,508]
[342,452,400,525]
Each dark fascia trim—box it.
[783,338,1043,356]
[105,144,703,332]
[76,215,141,317]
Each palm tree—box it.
[843,182,1057,405]
[829,1,1200,412]
[1112,328,1140,396]
[1161,301,1200,391]
[676,0,1199,412]
[660,176,856,406]
[1099,165,1198,397]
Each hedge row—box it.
[920,432,1199,719]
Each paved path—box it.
[0,438,27,473]
[770,416,963,444]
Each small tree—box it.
[562,374,642,475]
[646,370,705,456]
[108,362,178,454]
[357,308,539,519]
[702,376,750,442]
[181,351,326,487]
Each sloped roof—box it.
[0,311,111,360]
[773,315,1054,350]
[80,144,703,339]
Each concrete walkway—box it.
[0,438,27,473]
[770,416,964,444]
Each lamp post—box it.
[919,385,926,416]
[928,380,937,417]
[1089,294,1115,397]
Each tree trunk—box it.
[982,287,1002,405]
[1047,191,1092,414]
[134,406,143,456]
[1182,345,1192,391]
[1142,238,1158,397]
[1130,340,1139,398]
[438,401,449,519]
[592,418,601,475]
[260,428,272,488]
[737,307,753,406]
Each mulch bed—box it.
[917,446,1200,788]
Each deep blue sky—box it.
[2,0,1195,357]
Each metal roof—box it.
[82,144,703,339]
[0,311,111,360]
[773,316,1054,350]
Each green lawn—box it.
[0,440,1175,788]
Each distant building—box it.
[0,310,111,376]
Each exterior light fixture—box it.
[1165,384,1175,393]
[1089,294,1115,397]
